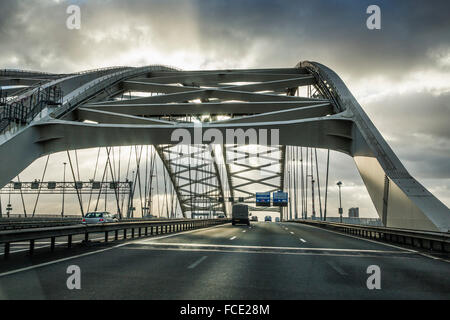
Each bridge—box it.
[0,62,449,300]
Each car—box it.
[251,216,258,222]
[82,212,118,224]
[275,217,280,222]
[264,215,272,222]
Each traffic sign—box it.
[273,191,288,207]
[256,192,271,207]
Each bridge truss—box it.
[0,62,448,231]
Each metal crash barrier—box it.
[0,218,230,258]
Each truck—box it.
[232,204,250,226]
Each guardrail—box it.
[289,219,450,253]
[307,216,383,226]
[0,216,192,230]
[0,218,81,230]
[0,218,229,258]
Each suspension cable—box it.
[293,147,298,219]
[95,147,110,211]
[106,147,122,218]
[67,151,84,216]
[74,150,83,206]
[300,147,304,218]
[315,148,323,220]
[87,147,101,212]
[31,155,50,217]
[324,149,330,221]
[17,175,27,217]
[121,146,133,216]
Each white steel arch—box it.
[0,62,448,231]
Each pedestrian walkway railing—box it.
[0,85,62,133]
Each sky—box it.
[0,0,449,219]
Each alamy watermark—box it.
[66,5,81,30]
[366,5,381,30]
[366,265,381,290]
[170,123,279,167]
[66,265,81,290]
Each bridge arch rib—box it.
[0,62,448,231]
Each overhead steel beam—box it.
[81,100,329,116]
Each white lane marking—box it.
[327,261,348,276]
[0,236,112,256]
[288,222,418,252]
[242,230,246,233]
[290,231,294,235]
[300,238,306,243]
[230,236,237,240]
[0,223,227,277]
[286,222,450,264]
[131,242,411,254]
[0,243,129,278]
[135,223,226,243]
[188,256,208,269]
[125,246,416,259]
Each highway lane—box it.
[0,221,449,299]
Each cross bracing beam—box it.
[0,181,132,195]
[145,67,309,79]
[84,86,321,107]
[122,75,315,94]
[131,72,309,86]
[0,62,448,231]
[155,144,227,217]
[224,144,284,209]
[81,100,329,116]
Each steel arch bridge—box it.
[0,62,448,232]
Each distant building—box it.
[348,207,359,218]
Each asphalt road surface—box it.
[0,221,449,299]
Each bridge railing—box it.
[0,217,82,230]
[289,219,450,253]
[0,215,194,230]
[0,218,229,258]
[0,85,63,133]
[307,216,383,226]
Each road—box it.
[0,221,449,299]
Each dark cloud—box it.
[1,0,449,75]
[364,91,450,178]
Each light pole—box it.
[62,162,67,217]
[337,181,343,223]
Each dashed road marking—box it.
[327,261,348,276]
[230,236,237,240]
[188,256,208,269]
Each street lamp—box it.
[61,162,67,217]
[337,181,343,223]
